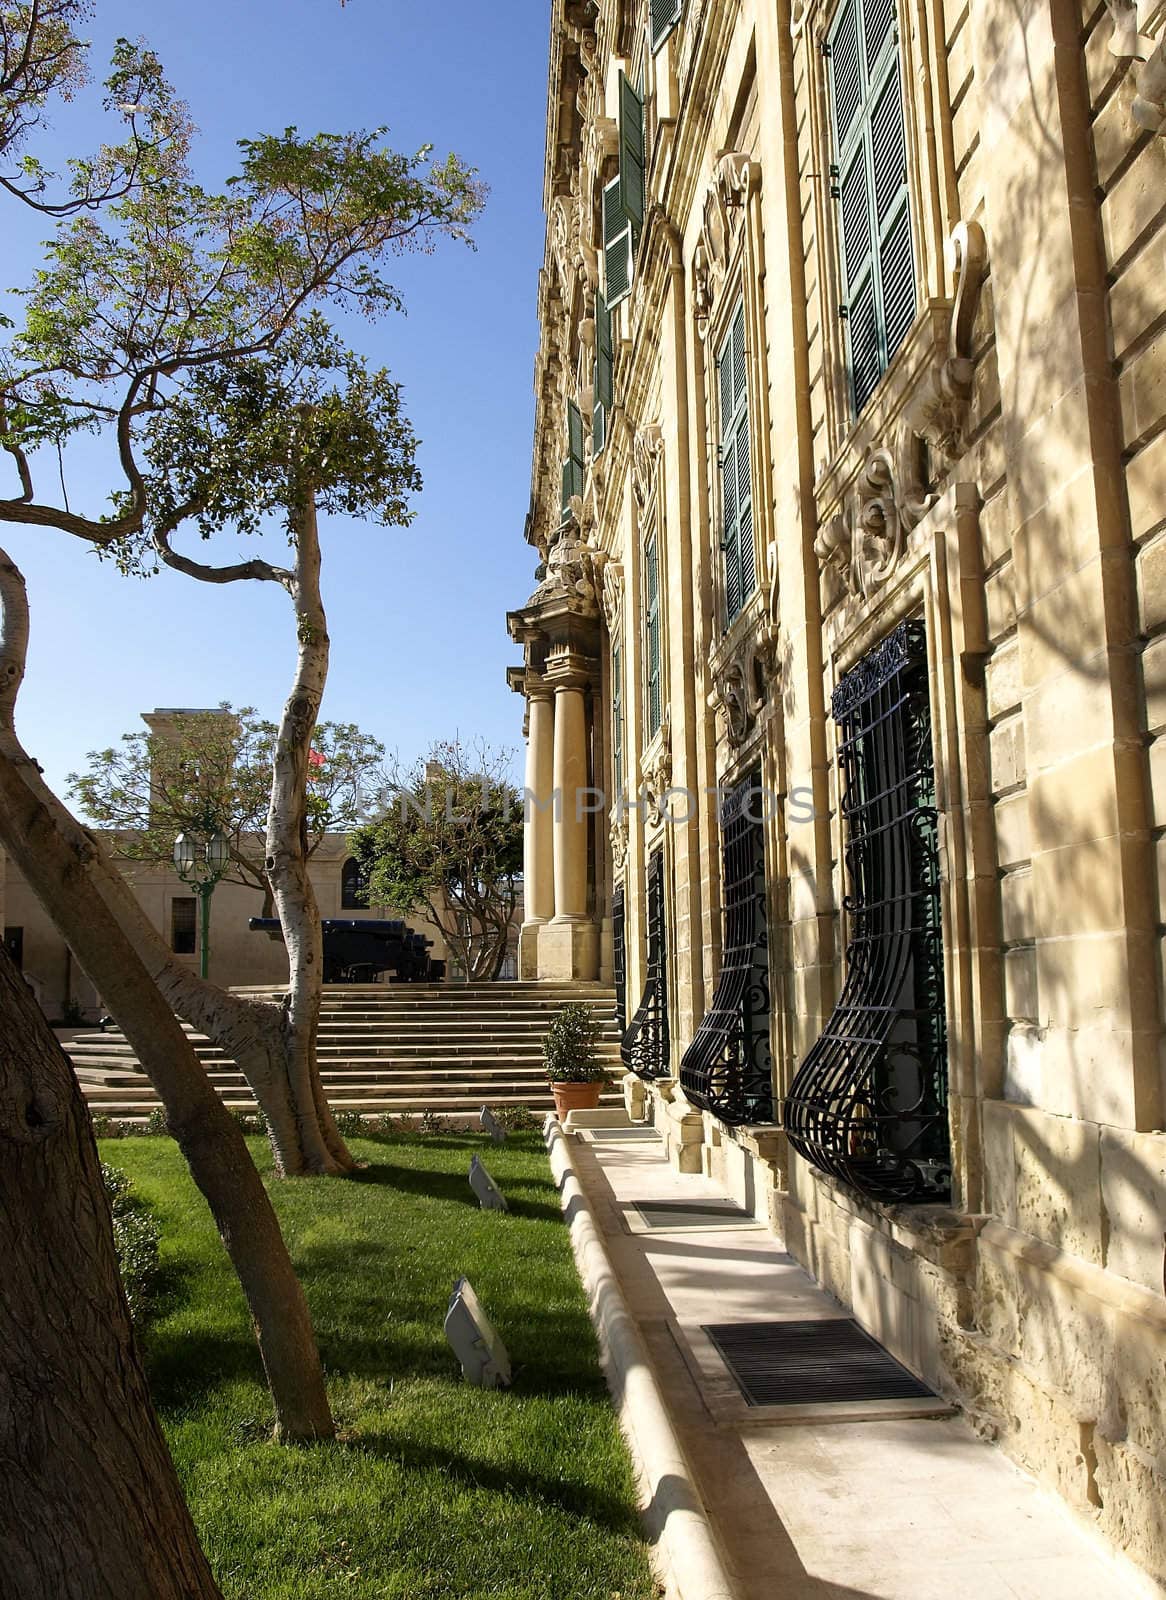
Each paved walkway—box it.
[568,1128,1153,1600]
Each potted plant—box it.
[543,1002,608,1122]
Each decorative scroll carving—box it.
[601,559,624,632]
[678,0,705,86]
[815,428,938,602]
[639,710,672,819]
[904,221,989,459]
[609,809,629,875]
[692,151,761,334]
[632,423,664,509]
[707,611,781,748]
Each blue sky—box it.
[1,0,547,798]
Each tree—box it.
[0,41,481,1183]
[0,940,225,1599]
[349,740,522,982]
[2,6,187,215]
[0,4,479,1432]
[69,706,385,918]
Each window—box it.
[679,773,772,1123]
[650,0,683,50]
[602,73,644,307]
[341,857,368,911]
[620,850,670,1078]
[561,399,585,521]
[593,290,613,457]
[644,531,662,739]
[783,620,950,1203]
[611,638,624,797]
[828,0,916,414]
[171,897,196,955]
[717,301,755,626]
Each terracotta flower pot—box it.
[550,1080,604,1122]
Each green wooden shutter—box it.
[828,0,915,416]
[618,73,645,233]
[645,533,661,738]
[603,174,633,307]
[650,0,683,52]
[593,289,613,457]
[717,301,753,625]
[561,399,585,519]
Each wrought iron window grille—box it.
[612,884,627,1033]
[621,850,670,1079]
[783,619,950,1204]
[680,773,773,1123]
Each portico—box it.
[507,526,604,982]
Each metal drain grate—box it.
[588,1128,663,1142]
[703,1318,937,1407]
[634,1199,757,1228]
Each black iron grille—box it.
[621,849,670,1079]
[704,1318,936,1407]
[783,619,950,1204]
[680,773,773,1123]
[612,883,627,1033]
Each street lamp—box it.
[173,827,231,980]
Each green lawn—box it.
[101,1131,657,1600]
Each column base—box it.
[518,920,545,981]
[534,918,600,981]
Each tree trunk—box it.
[0,942,225,1600]
[263,489,354,1175]
[0,547,335,1440]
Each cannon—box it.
[248,917,445,984]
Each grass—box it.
[100,1130,658,1600]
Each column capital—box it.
[524,669,553,703]
[543,645,593,693]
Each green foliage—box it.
[101,1159,161,1323]
[94,1132,656,1599]
[332,1108,368,1138]
[1,54,484,563]
[90,1111,124,1139]
[348,739,522,981]
[493,1104,542,1133]
[230,1108,269,1137]
[542,1003,607,1085]
[143,1106,169,1137]
[68,703,384,897]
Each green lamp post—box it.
[173,827,231,980]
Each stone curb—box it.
[545,1116,741,1600]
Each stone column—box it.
[551,675,588,921]
[540,648,599,979]
[524,686,555,922]
[517,678,554,978]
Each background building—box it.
[509,0,1166,1583]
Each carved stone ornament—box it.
[639,710,673,821]
[601,559,624,632]
[1105,1,1166,131]
[815,428,938,602]
[609,808,629,873]
[632,423,664,510]
[903,220,989,459]
[527,519,601,617]
[692,151,760,334]
[678,0,705,86]
[707,615,780,748]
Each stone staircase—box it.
[67,982,622,1124]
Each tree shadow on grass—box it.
[350,1159,562,1223]
[351,1430,644,1541]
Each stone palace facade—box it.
[507,0,1166,1582]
